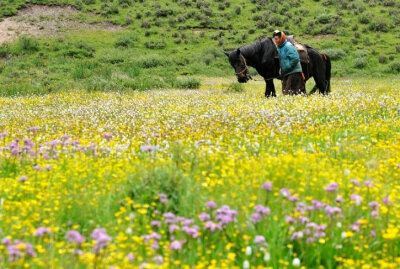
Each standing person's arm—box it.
[286,45,300,71]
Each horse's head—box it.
[225,49,251,83]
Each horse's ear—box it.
[224,51,229,57]
[236,49,241,55]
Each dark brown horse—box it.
[226,37,331,97]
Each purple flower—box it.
[350,194,362,205]
[371,230,377,238]
[383,196,392,205]
[251,213,263,224]
[140,145,159,152]
[324,182,338,192]
[199,212,210,221]
[45,165,52,171]
[350,222,360,232]
[206,201,217,209]
[151,220,161,227]
[183,219,194,226]
[325,206,342,217]
[19,175,28,182]
[154,255,164,265]
[262,182,272,191]
[351,179,360,186]
[364,181,373,187]
[280,188,291,198]
[163,212,176,224]
[34,227,51,237]
[312,200,325,210]
[170,240,183,250]
[306,237,315,244]
[151,241,159,250]
[28,126,40,132]
[368,201,379,209]
[126,252,135,262]
[285,216,295,224]
[2,238,12,245]
[291,231,304,241]
[289,196,299,202]
[371,210,379,217]
[254,235,267,245]
[91,228,112,253]
[66,230,85,244]
[215,205,238,225]
[182,226,199,238]
[168,224,179,234]
[299,216,309,224]
[158,193,168,204]
[204,221,222,232]
[102,133,113,141]
[335,197,343,203]
[142,232,161,243]
[254,205,271,215]
[33,165,42,171]
[7,244,22,261]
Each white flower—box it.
[341,232,347,239]
[297,231,304,239]
[292,258,301,267]
[245,246,252,256]
[126,227,133,235]
[263,252,271,262]
[344,169,350,176]
[243,260,250,269]
[337,222,342,228]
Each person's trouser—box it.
[282,72,306,95]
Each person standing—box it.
[272,30,305,95]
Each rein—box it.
[235,54,252,80]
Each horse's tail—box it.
[322,53,331,93]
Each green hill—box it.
[0,0,399,96]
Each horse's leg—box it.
[309,83,318,95]
[313,73,328,95]
[265,79,276,97]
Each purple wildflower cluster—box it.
[2,238,36,262]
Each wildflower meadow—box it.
[0,79,399,268]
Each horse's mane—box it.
[239,38,273,58]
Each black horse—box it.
[226,37,331,97]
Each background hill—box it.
[0,0,399,96]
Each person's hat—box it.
[273,30,282,37]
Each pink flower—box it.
[254,235,267,245]
[324,182,338,192]
[66,230,85,244]
[170,240,183,250]
[206,201,217,209]
[350,194,362,205]
[34,227,51,237]
[204,221,222,232]
[262,182,272,191]
[199,212,210,221]
[19,176,28,182]
[280,188,291,197]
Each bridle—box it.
[235,54,252,81]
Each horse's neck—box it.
[240,42,261,67]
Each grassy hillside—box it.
[0,0,399,96]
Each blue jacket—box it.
[277,40,302,77]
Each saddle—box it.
[287,35,309,64]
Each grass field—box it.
[0,78,399,268]
[0,0,400,95]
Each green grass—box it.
[0,0,399,96]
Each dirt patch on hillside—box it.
[0,4,123,45]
